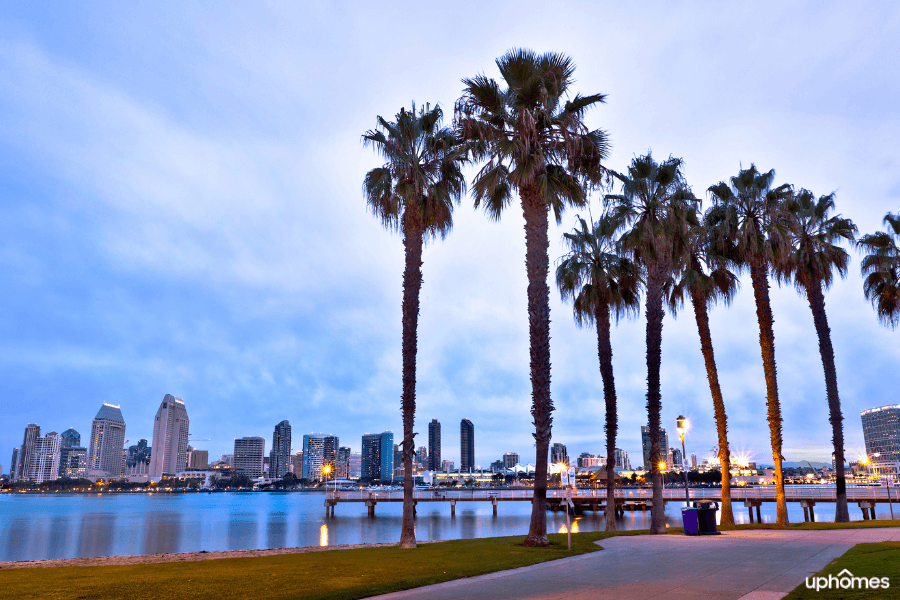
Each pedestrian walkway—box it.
[368,528,900,599]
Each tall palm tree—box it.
[362,103,466,549]
[556,213,640,532]
[665,212,738,525]
[707,165,793,526]
[776,189,856,522]
[858,211,900,327]
[456,49,609,546]
[605,153,698,534]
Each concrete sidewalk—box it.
[368,528,900,600]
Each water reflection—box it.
[227,510,259,551]
[142,511,182,555]
[77,512,116,558]
[319,523,328,546]
[47,515,71,559]
[266,511,288,549]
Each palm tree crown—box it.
[858,211,900,328]
[556,214,640,326]
[363,103,466,237]
[456,48,609,222]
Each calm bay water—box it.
[0,490,892,562]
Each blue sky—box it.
[1,2,898,471]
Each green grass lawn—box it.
[0,531,635,600]
[784,542,900,599]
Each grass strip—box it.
[784,541,900,599]
[0,531,638,600]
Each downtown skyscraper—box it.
[269,420,292,479]
[233,436,265,478]
[361,432,393,482]
[460,418,474,472]
[88,404,126,478]
[302,433,338,482]
[148,395,190,479]
[428,419,441,472]
[14,423,40,481]
[861,404,900,483]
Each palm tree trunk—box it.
[399,219,424,549]
[805,280,850,522]
[522,186,553,547]
[688,286,735,525]
[748,260,789,526]
[645,261,667,535]
[595,301,617,531]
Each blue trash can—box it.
[681,507,700,535]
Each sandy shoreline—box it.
[0,541,438,570]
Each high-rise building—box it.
[861,404,900,483]
[337,446,351,479]
[551,443,569,466]
[15,424,40,481]
[691,453,698,469]
[491,459,504,472]
[26,432,61,484]
[578,452,603,468]
[188,450,209,469]
[269,420,292,479]
[9,448,19,479]
[349,452,361,478]
[460,419,474,472]
[393,444,403,470]
[291,451,303,476]
[302,434,339,481]
[416,445,428,466]
[670,448,683,471]
[442,459,454,472]
[641,425,669,472]
[233,437,265,477]
[88,404,126,478]
[61,428,80,448]
[428,419,441,471]
[614,448,630,470]
[127,439,151,467]
[503,452,519,469]
[361,432,394,482]
[148,395,190,479]
[60,447,87,479]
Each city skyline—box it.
[1,4,899,470]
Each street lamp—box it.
[323,464,333,500]
[676,415,690,506]
[867,452,893,519]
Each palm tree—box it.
[456,49,609,546]
[556,213,640,531]
[665,212,738,525]
[776,189,856,522]
[707,165,793,526]
[605,153,698,534]
[858,211,900,328]
[362,103,466,549]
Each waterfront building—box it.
[428,419,441,472]
[302,434,338,481]
[291,451,303,476]
[349,452,361,478]
[26,432,61,483]
[614,448,630,470]
[671,448,683,471]
[361,432,394,482]
[641,425,670,471]
[9,448,18,479]
[393,444,403,470]
[220,454,234,466]
[188,449,209,469]
[15,423,40,481]
[460,419,474,472]
[691,453,698,469]
[490,459,503,472]
[551,443,568,466]
[148,395,190,479]
[233,437,265,478]
[61,428,80,448]
[861,404,900,483]
[61,446,88,478]
[416,445,427,467]
[337,446,351,479]
[88,404,126,478]
[442,459,453,472]
[578,453,603,468]
[503,452,519,469]
[269,420,292,479]
[127,439,151,467]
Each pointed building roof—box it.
[95,403,125,423]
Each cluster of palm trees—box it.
[362,48,900,549]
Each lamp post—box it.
[676,415,690,506]
[323,464,333,501]
[868,452,893,519]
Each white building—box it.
[148,394,190,479]
[88,404,126,478]
[26,432,61,484]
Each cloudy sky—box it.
[2,2,898,472]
